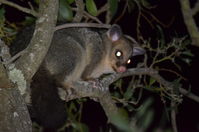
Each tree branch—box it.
[0,39,12,88]
[0,38,11,64]
[0,39,31,132]
[55,23,111,31]
[5,0,59,98]
[68,79,136,131]
[180,88,199,103]
[171,102,178,132]
[72,8,103,23]
[0,64,12,88]
[0,0,38,17]
[0,0,59,131]
[64,68,199,131]
[65,68,157,101]
[73,0,84,22]
[0,87,32,132]
[180,0,199,47]
[10,0,59,96]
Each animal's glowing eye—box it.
[116,51,122,57]
[127,59,131,64]
[115,50,123,58]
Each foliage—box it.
[1,0,197,132]
[85,0,98,16]
[111,32,192,131]
[0,8,17,44]
[58,0,73,21]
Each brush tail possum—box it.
[12,24,145,131]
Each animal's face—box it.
[109,38,133,73]
[106,25,145,73]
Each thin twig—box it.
[97,3,108,16]
[105,2,111,24]
[28,1,34,11]
[83,10,103,23]
[72,8,103,23]
[171,102,178,132]
[180,88,199,103]
[114,0,128,23]
[55,23,111,31]
[140,13,154,29]
[3,50,27,65]
[134,0,142,40]
[102,68,199,103]
[0,0,38,17]
[142,9,175,28]
[158,68,187,81]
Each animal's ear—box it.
[133,46,145,56]
[107,24,122,42]
[124,35,145,56]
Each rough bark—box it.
[0,0,59,131]
[0,62,32,132]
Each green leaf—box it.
[34,0,40,5]
[136,97,153,119]
[22,16,36,25]
[172,79,181,94]
[149,77,156,85]
[141,0,152,9]
[142,109,154,130]
[4,27,16,34]
[156,25,165,47]
[110,113,132,132]
[108,0,118,18]
[71,122,89,132]
[127,0,136,13]
[181,58,192,65]
[118,108,129,120]
[113,79,122,89]
[67,0,75,4]
[68,102,77,112]
[86,0,98,16]
[58,0,73,22]
[182,51,194,57]
[0,8,5,24]
[112,91,122,98]
[124,86,133,100]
